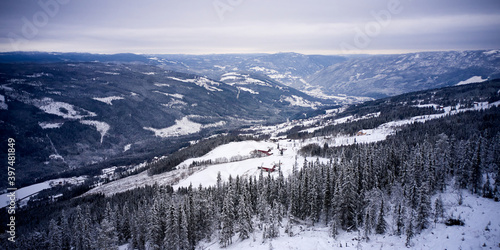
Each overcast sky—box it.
[1,0,499,54]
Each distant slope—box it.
[151,52,350,99]
[0,51,151,63]
[0,61,325,189]
[152,50,500,100]
[308,50,500,98]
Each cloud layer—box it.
[1,0,499,54]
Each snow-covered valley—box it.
[87,97,500,197]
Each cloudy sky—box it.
[1,0,499,54]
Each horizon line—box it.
[0,48,498,56]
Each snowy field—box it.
[456,76,487,85]
[280,95,322,109]
[79,120,110,143]
[0,176,86,209]
[35,97,97,119]
[143,117,226,138]
[221,72,273,87]
[167,76,223,92]
[92,96,124,105]
[87,138,336,197]
[38,121,64,129]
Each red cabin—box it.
[258,162,281,173]
[257,149,273,156]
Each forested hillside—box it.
[2,81,499,250]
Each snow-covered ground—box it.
[248,100,500,141]
[456,76,488,85]
[38,122,64,129]
[80,120,110,143]
[280,95,322,109]
[35,97,97,119]
[92,96,124,105]
[237,87,259,95]
[154,90,184,99]
[0,94,7,110]
[144,117,226,138]
[162,99,188,108]
[90,145,500,249]
[167,76,223,92]
[85,164,190,196]
[303,86,373,103]
[220,72,272,87]
[196,189,500,250]
[154,83,171,87]
[25,72,51,78]
[0,176,87,209]
[144,117,203,138]
[96,71,120,76]
[174,140,298,189]
[86,139,324,196]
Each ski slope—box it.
[174,140,302,189]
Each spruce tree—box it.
[363,209,372,241]
[163,204,179,250]
[236,190,253,240]
[394,203,405,236]
[470,137,483,194]
[149,198,165,249]
[179,206,190,250]
[98,218,118,250]
[72,206,84,250]
[266,201,280,239]
[416,180,431,233]
[119,205,131,243]
[60,209,71,249]
[341,164,358,231]
[406,210,415,248]
[219,186,235,247]
[375,200,386,234]
[434,195,444,225]
[48,219,62,250]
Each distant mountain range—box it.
[308,50,500,98]
[3,50,498,99]
[145,50,500,99]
